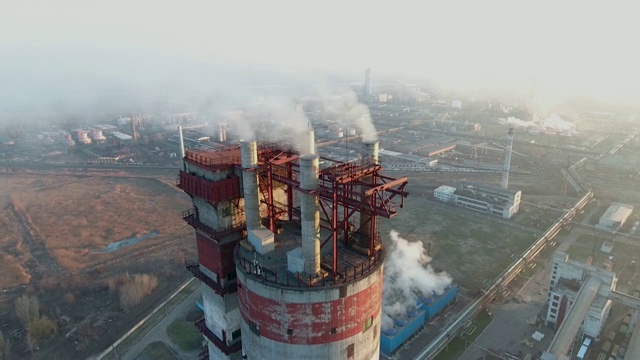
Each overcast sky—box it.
[1,1,637,120]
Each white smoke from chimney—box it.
[499,114,577,135]
[543,113,577,134]
[225,96,313,154]
[498,116,537,128]
[381,230,452,330]
[325,91,378,142]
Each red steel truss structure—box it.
[179,143,408,275]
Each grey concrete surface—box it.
[123,285,203,360]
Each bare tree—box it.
[25,332,36,354]
[15,295,40,326]
[28,316,57,344]
[119,274,159,310]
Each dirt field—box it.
[0,171,196,359]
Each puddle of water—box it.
[93,230,160,253]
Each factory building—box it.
[433,185,456,203]
[542,252,617,360]
[596,202,634,232]
[178,132,408,360]
[433,180,521,219]
[380,285,458,356]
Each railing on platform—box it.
[185,260,238,295]
[195,317,242,355]
[234,246,383,288]
[184,150,241,171]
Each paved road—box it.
[122,285,203,360]
[458,250,554,360]
[457,219,590,360]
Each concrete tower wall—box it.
[193,197,241,230]
[202,286,242,342]
[237,265,383,360]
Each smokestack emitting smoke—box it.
[501,128,514,189]
[382,230,452,330]
[240,140,261,230]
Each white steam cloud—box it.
[325,91,378,142]
[498,113,576,135]
[224,96,312,154]
[498,116,537,128]
[225,90,378,153]
[542,113,576,134]
[382,230,452,330]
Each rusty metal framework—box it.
[255,146,408,274]
[180,144,408,276]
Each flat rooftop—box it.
[236,221,383,289]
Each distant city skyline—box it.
[1,0,638,120]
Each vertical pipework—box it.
[363,140,379,165]
[241,140,261,230]
[359,140,380,238]
[301,128,315,155]
[501,128,514,189]
[299,154,320,275]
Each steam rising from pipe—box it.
[325,91,378,142]
[382,230,452,330]
[498,113,576,135]
[225,90,377,153]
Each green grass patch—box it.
[136,341,177,360]
[167,318,202,352]
[433,312,493,360]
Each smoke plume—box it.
[224,96,313,154]
[382,230,452,330]
[498,114,577,135]
[324,91,378,142]
[498,116,536,128]
[226,89,377,153]
[542,113,576,134]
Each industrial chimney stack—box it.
[501,128,514,189]
[240,140,261,230]
[299,153,321,275]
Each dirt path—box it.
[9,200,64,283]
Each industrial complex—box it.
[3,67,640,360]
[177,128,409,359]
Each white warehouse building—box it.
[433,185,456,203]
[433,180,521,219]
[596,202,634,232]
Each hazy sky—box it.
[1,1,637,120]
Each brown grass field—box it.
[0,171,197,359]
[10,175,190,272]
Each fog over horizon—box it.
[1,1,638,124]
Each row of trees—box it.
[106,272,160,310]
[8,273,159,355]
